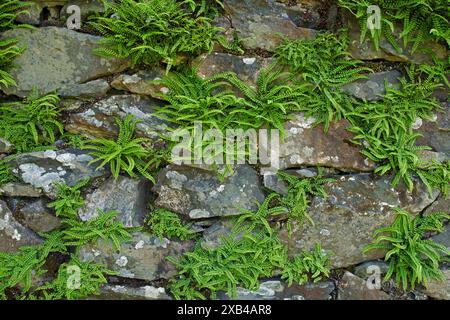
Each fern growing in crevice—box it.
[0,91,63,153]
[364,208,450,291]
[47,179,90,220]
[0,160,16,184]
[85,115,166,183]
[275,31,371,132]
[90,0,228,72]
[146,208,198,241]
[338,0,450,52]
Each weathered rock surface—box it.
[111,68,165,97]
[0,138,13,154]
[280,174,439,268]
[0,183,42,198]
[221,0,317,51]
[422,269,450,300]
[338,271,391,300]
[88,284,171,300]
[65,95,170,140]
[13,199,61,233]
[78,232,194,281]
[78,176,151,227]
[8,149,107,198]
[0,200,42,253]
[424,196,450,217]
[273,113,375,172]
[153,165,265,219]
[1,27,128,97]
[57,79,110,98]
[415,107,450,158]
[342,70,402,101]
[195,52,272,88]
[353,260,389,280]
[218,279,335,300]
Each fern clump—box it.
[0,232,67,299]
[0,0,29,88]
[275,31,371,132]
[0,160,16,184]
[47,179,89,220]
[168,231,288,300]
[364,208,450,290]
[36,256,116,300]
[281,243,331,287]
[85,115,165,182]
[90,0,227,71]
[338,0,450,52]
[277,170,335,234]
[0,91,63,153]
[146,208,197,241]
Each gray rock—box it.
[415,107,450,159]
[78,232,194,282]
[111,68,165,98]
[0,138,13,154]
[78,176,151,228]
[222,0,317,51]
[14,199,61,233]
[57,79,110,98]
[0,183,42,198]
[271,113,375,172]
[338,271,391,300]
[422,269,450,300]
[280,173,439,268]
[354,261,389,280]
[195,52,273,89]
[65,95,170,140]
[8,149,107,198]
[88,284,171,300]
[153,165,265,219]
[430,224,450,252]
[218,279,335,300]
[342,70,402,101]
[424,195,450,216]
[1,27,129,97]
[0,200,42,253]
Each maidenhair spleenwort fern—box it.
[338,0,450,52]
[47,179,90,220]
[364,208,450,290]
[275,31,371,132]
[85,115,166,183]
[90,0,230,72]
[0,91,63,153]
[146,208,198,241]
[0,0,30,88]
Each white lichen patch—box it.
[242,57,256,65]
[189,209,210,219]
[135,240,145,250]
[115,256,128,267]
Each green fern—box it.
[281,243,331,287]
[84,115,166,182]
[0,160,16,184]
[47,179,90,220]
[0,91,63,153]
[146,208,198,241]
[364,208,450,290]
[338,0,450,52]
[90,0,227,72]
[275,31,371,132]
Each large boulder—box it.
[1,27,128,97]
[279,173,439,268]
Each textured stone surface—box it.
[8,149,107,198]
[415,107,450,159]
[153,165,265,219]
[14,199,61,233]
[218,279,335,300]
[65,95,170,140]
[353,261,389,280]
[222,0,317,51]
[0,27,129,97]
[0,183,42,198]
[342,70,402,101]
[422,270,450,300]
[0,200,42,253]
[274,113,375,172]
[280,174,439,268]
[57,79,110,98]
[111,68,165,97]
[0,138,13,154]
[78,176,151,227]
[78,232,194,281]
[88,284,171,300]
[338,271,391,300]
